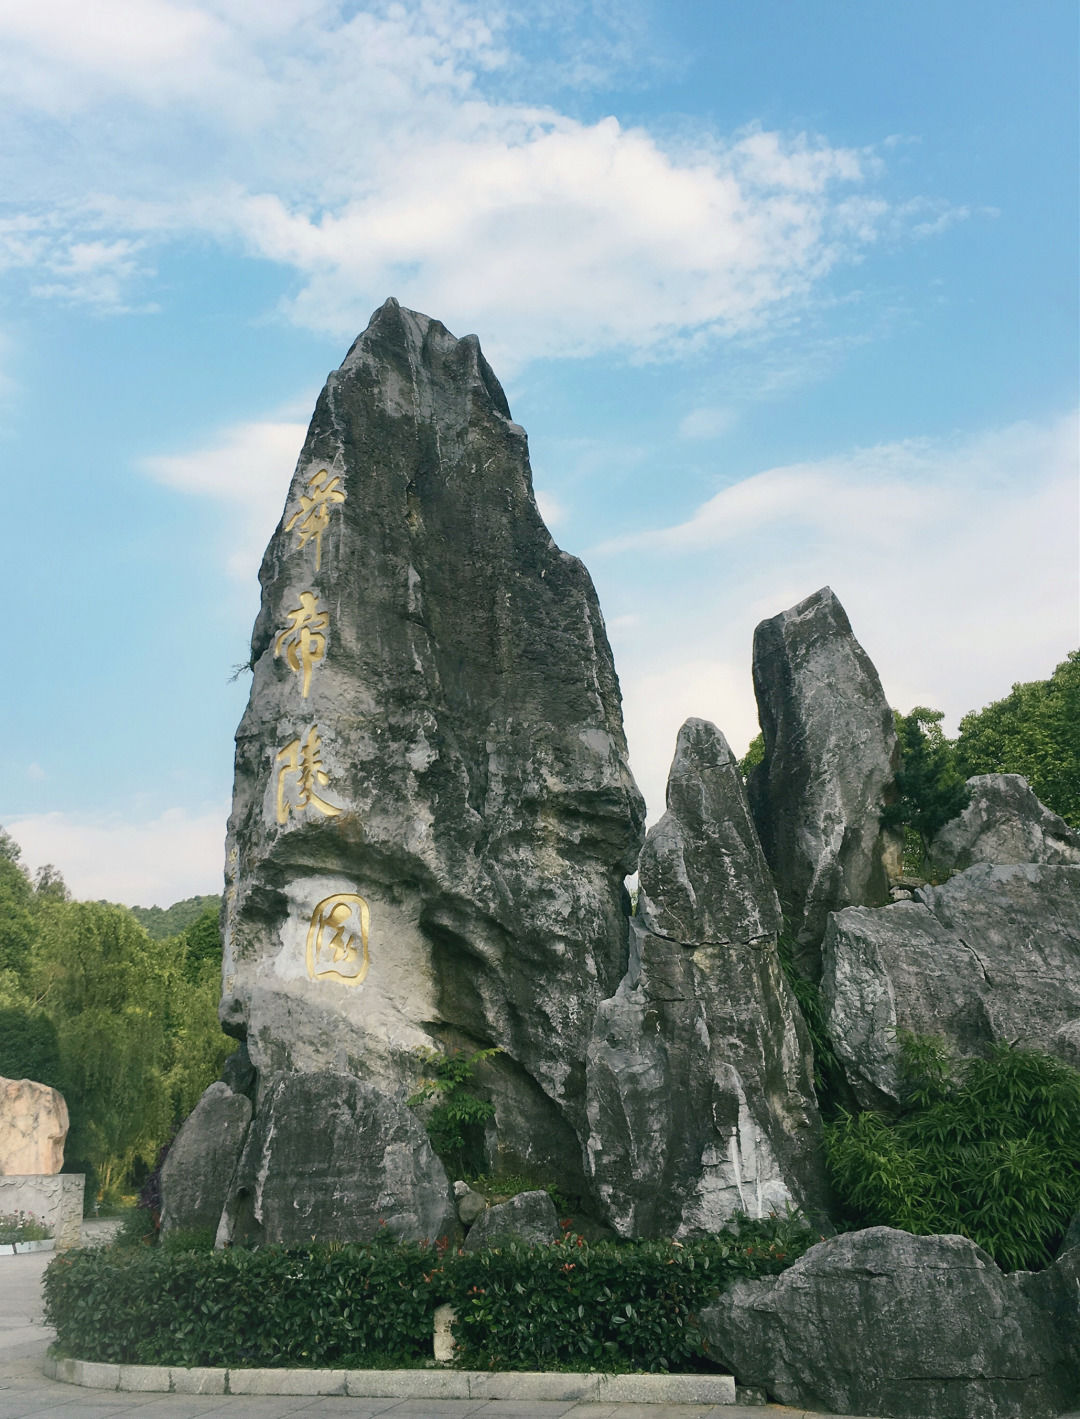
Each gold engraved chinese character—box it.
[274,591,329,698]
[276,727,341,824]
[306,893,370,986]
[284,468,345,571]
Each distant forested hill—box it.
[130,894,221,939]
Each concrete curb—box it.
[43,1354,736,1404]
[0,1239,55,1256]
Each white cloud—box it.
[677,406,736,441]
[0,2,952,359]
[535,488,566,527]
[5,805,228,907]
[598,411,1079,819]
[141,416,308,579]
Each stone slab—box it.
[346,1369,475,1398]
[118,1363,172,1391]
[47,1361,741,1405]
[226,1367,346,1395]
[171,1366,227,1394]
[469,1373,599,1400]
[0,1173,83,1250]
[599,1375,736,1404]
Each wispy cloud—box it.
[5,805,228,907]
[0,2,963,361]
[598,411,1079,819]
[677,406,736,441]
[140,416,308,579]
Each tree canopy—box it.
[956,650,1080,827]
[0,832,232,1203]
[882,707,971,867]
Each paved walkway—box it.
[1,1229,1076,1419]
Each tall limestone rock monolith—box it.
[206,300,644,1239]
[747,587,899,980]
[585,719,825,1236]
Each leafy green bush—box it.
[406,1047,499,1177]
[449,1214,820,1373]
[44,1215,822,1371]
[826,1036,1080,1270]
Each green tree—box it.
[27,901,171,1197]
[738,732,765,780]
[882,707,970,871]
[0,828,36,987]
[956,650,1080,827]
[826,1036,1080,1271]
[130,894,221,941]
[159,905,233,1125]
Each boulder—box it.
[0,1076,68,1175]
[700,1227,1078,1419]
[453,1179,487,1226]
[217,299,643,1211]
[159,1081,252,1234]
[928,773,1080,876]
[461,1188,560,1251]
[747,587,899,979]
[216,1070,454,1247]
[822,863,1080,1108]
[585,720,825,1236]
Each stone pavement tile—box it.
[151,1404,310,1419]
[576,1406,713,1419]
[4,1403,154,1419]
[549,1407,618,1419]
[376,1402,487,1418]
[468,1403,579,1416]
[283,1403,400,1418]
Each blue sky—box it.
[2,0,1077,905]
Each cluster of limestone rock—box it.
[161,301,1079,1419]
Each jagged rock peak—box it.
[199,300,644,1239]
[748,586,899,979]
[339,298,513,421]
[638,717,781,946]
[585,716,824,1238]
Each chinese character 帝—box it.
[276,727,341,824]
[284,468,345,571]
[274,591,329,698]
[306,893,370,986]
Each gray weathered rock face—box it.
[218,299,644,1214]
[585,720,825,1237]
[216,1070,454,1246]
[461,1189,560,1251]
[700,1227,1078,1419]
[822,863,1080,1108]
[747,587,899,979]
[929,773,1080,876]
[159,1082,251,1234]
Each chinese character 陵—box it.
[274,591,329,698]
[284,468,346,571]
[276,727,341,824]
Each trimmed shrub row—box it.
[44,1214,820,1372]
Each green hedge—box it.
[44,1215,820,1372]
